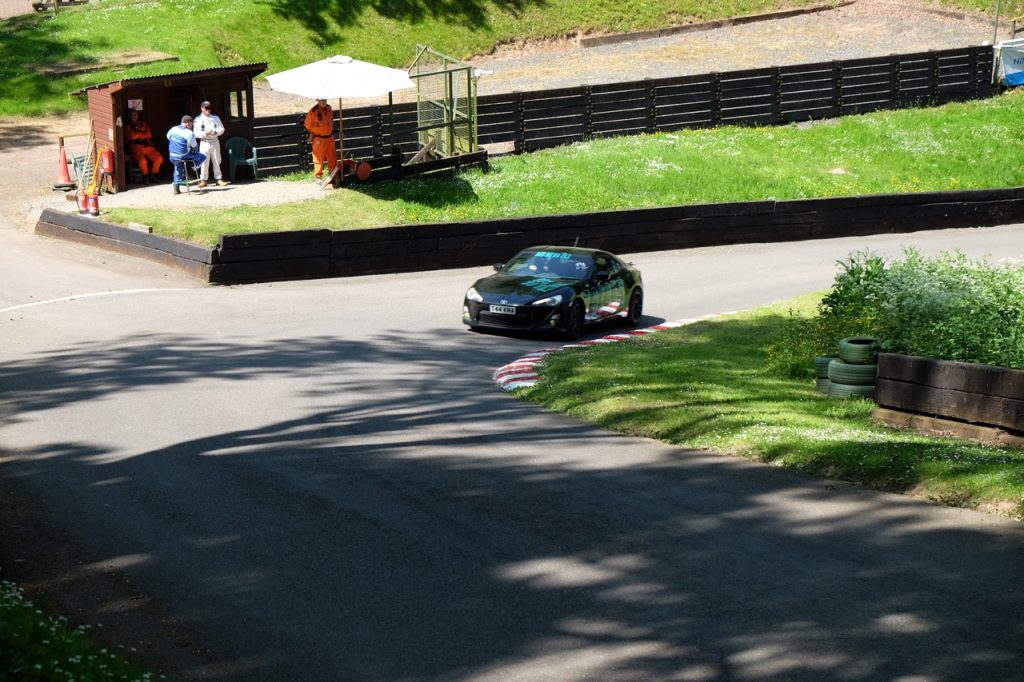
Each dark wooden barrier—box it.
[875,353,1024,433]
[35,209,215,280]
[36,187,1024,284]
[202,186,1024,283]
[34,187,1024,283]
[254,45,997,171]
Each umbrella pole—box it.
[337,97,344,186]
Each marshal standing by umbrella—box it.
[304,97,336,183]
[267,55,414,186]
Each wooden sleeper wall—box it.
[206,187,1024,283]
[35,209,215,280]
[36,187,1024,285]
[875,353,1024,432]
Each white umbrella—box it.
[266,55,414,99]
[267,55,415,183]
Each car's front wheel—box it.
[625,288,643,327]
[564,300,585,340]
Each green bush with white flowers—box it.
[768,248,1024,377]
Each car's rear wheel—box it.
[625,289,643,327]
[565,300,585,340]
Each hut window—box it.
[227,90,249,121]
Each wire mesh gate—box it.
[410,45,479,158]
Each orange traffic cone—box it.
[55,137,73,188]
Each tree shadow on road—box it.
[1,328,1022,680]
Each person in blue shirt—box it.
[166,115,207,195]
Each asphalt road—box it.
[2,219,1024,681]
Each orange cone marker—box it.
[56,137,73,187]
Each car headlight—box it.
[531,294,562,307]
[466,287,483,303]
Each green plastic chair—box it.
[225,137,258,181]
[67,150,86,183]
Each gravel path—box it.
[2,0,1006,227]
[466,0,998,96]
[0,0,29,19]
[252,0,1001,113]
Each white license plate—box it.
[489,305,516,315]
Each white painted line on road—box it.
[0,288,189,314]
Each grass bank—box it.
[106,90,1024,246]
[3,1,1017,118]
[0,581,154,681]
[0,0,831,118]
[521,293,1024,519]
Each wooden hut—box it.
[72,63,267,192]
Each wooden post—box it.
[513,92,525,154]
[298,112,310,172]
[888,56,898,110]
[447,69,455,157]
[645,79,656,134]
[832,61,843,115]
[972,47,982,99]
[772,67,782,124]
[711,73,722,126]
[584,85,593,139]
[893,54,903,107]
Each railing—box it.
[253,45,996,176]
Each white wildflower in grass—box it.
[888,129,945,155]
[472,173,513,192]
[644,158,683,174]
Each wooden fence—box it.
[253,45,996,174]
[875,353,1024,439]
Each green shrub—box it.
[819,250,886,327]
[876,250,1024,367]
[768,249,1024,376]
[766,251,884,377]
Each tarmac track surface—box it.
[3,228,1024,680]
[1,2,1024,680]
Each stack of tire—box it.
[814,336,879,399]
[812,355,837,394]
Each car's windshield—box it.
[504,250,593,281]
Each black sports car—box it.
[463,245,644,339]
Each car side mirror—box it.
[493,263,504,272]
[594,270,610,281]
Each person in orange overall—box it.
[303,98,337,182]
[125,109,164,184]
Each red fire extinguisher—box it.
[87,192,100,216]
[76,191,89,215]
[100,147,115,175]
